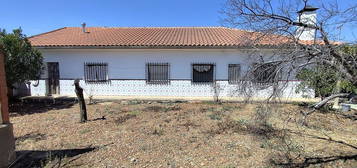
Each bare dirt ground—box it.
[9,100,357,168]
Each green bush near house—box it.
[0,28,43,89]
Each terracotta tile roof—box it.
[28,27,299,48]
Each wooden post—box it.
[74,79,87,122]
[0,48,9,124]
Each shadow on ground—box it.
[9,147,97,168]
[9,96,77,116]
[272,131,357,167]
[273,153,357,168]
[15,132,47,146]
[340,111,357,121]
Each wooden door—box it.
[47,62,60,95]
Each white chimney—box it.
[81,22,86,33]
[296,5,318,41]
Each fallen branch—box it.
[300,93,351,125]
[311,93,350,109]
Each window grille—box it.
[84,62,108,83]
[146,63,170,84]
[251,63,279,83]
[228,64,241,84]
[192,64,215,83]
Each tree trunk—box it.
[7,87,13,99]
[333,80,342,109]
[74,79,87,122]
[312,93,350,109]
[0,50,10,124]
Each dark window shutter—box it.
[84,62,108,83]
[252,63,279,83]
[228,64,241,84]
[146,63,170,84]
[192,64,214,83]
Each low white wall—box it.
[29,80,313,99]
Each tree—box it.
[74,79,88,123]
[0,28,43,89]
[222,0,357,112]
[296,45,357,99]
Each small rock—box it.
[130,158,138,163]
[121,101,129,105]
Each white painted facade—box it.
[27,48,313,99]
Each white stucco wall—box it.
[28,48,313,99]
[39,49,259,80]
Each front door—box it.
[47,62,60,95]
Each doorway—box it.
[47,62,60,95]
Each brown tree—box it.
[222,0,357,114]
[74,79,87,122]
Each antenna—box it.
[303,0,308,8]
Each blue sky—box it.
[1,0,356,42]
[1,0,224,35]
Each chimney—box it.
[81,22,86,33]
[296,5,318,41]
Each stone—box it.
[130,157,138,163]
[0,124,16,167]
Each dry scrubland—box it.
[9,100,357,167]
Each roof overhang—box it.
[33,45,293,50]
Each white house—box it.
[25,8,318,100]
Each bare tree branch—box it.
[222,0,357,110]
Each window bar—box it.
[147,63,149,83]
[89,62,91,82]
[157,63,160,82]
[89,62,92,82]
[168,63,170,83]
[146,63,149,83]
[160,64,162,83]
[87,62,90,82]
[104,62,106,82]
[97,63,100,82]
[99,62,102,82]
[84,62,86,82]
[99,63,104,82]
[153,63,155,82]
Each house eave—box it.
[32,45,290,50]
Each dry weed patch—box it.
[10,101,357,167]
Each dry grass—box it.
[10,100,357,167]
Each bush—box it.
[208,113,223,120]
[0,29,43,88]
[254,105,273,126]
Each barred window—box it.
[84,62,108,83]
[228,64,241,84]
[192,64,215,83]
[146,63,170,84]
[252,63,279,83]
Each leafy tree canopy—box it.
[296,45,357,99]
[0,28,43,88]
